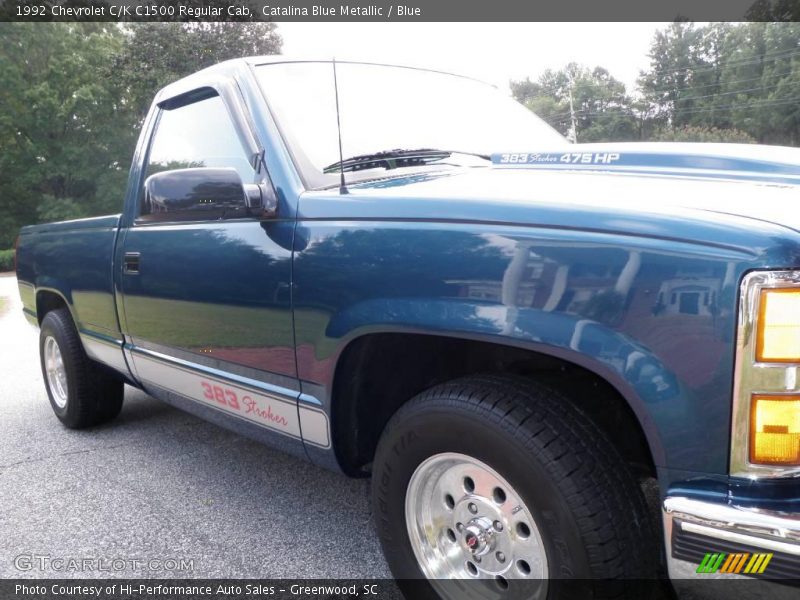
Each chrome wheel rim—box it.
[405,452,548,595]
[44,336,68,408]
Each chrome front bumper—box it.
[663,496,800,581]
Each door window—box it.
[140,93,255,221]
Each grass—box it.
[0,297,7,317]
[0,249,13,273]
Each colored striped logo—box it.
[696,552,773,574]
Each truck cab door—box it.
[117,87,324,456]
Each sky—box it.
[279,23,666,96]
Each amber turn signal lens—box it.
[750,394,800,465]
[756,289,800,363]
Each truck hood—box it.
[344,143,800,235]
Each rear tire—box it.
[39,308,124,429]
[371,375,658,599]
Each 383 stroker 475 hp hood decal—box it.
[492,142,800,186]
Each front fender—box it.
[326,297,681,466]
[292,219,755,478]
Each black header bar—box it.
[1,0,798,22]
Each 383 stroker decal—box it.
[200,381,290,428]
[132,352,302,438]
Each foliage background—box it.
[511,22,799,146]
[0,22,282,254]
[0,21,798,264]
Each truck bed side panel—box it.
[16,215,129,375]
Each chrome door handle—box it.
[123,252,140,275]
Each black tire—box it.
[39,308,124,429]
[372,375,659,600]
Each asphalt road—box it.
[0,274,390,580]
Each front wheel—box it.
[371,375,658,600]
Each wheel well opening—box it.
[36,291,68,324]
[332,333,656,480]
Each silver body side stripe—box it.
[134,351,306,439]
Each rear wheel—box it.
[39,308,124,428]
[371,375,658,599]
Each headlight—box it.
[756,289,800,362]
[731,271,800,477]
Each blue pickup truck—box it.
[15,58,800,597]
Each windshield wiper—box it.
[323,148,490,174]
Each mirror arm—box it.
[260,182,278,215]
[252,148,266,173]
[244,184,262,209]
[243,182,278,218]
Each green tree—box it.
[718,21,800,145]
[0,22,282,250]
[511,75,571,135]
[511,63,638,142]
[638,21,706,130]
[638,21,799,145]
[652,125,757,143]
[115,23,282,124]
[0,23,127,248]
[745,0,800,21]
[573,66,639,142]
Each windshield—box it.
[254,61,567,188]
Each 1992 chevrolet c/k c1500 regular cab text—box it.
[14,58,800,598]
